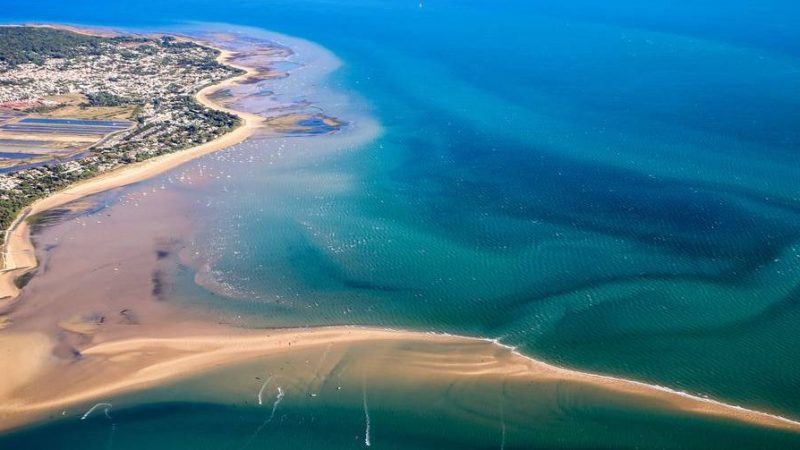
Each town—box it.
[0,26,242,230]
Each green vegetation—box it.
[111,100,240,159]
[0,26,245,233]
[84,91,128,107]
[26,103,61,114]
[0,27,111,68]
[0,163,100,230]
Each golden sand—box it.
[1,28,799,440]
[1,325,799,434]
[0,332,51,400]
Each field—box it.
[0,104,134,171]
[38,93,137,120]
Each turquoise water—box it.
[4,0,800,447]
[5,401,800,449]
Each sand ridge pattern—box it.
[1,325,800,435]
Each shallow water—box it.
[3,0,800,447]
[6,338,800,449]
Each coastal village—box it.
[0,26,242,230]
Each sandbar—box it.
[1,325,799,434]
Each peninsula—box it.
[1,23,798,450]
[0,25,262,299]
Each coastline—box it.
[2,325,800,434]
[0,25,798,443]
[0,40,264,303]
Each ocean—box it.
[2,0,800,448]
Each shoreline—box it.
[1,325,799,434]
[0,35,264,303]
[0,25,798,441]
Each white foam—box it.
[309,325,800,429]
[241,386,286,449]
[80,402,113,420]
[267,387,285,424]
[362,382,371,447]
[462,333,800,429]
[257,375,273,406]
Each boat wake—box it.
[257,375,273,406]
[79,402,116,450]
[241,386,285,449]
[363,381,371,447]
[80,402,112,420]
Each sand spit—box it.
[0,326,799,434]
[0,38,264,303]
[0,26,797,443]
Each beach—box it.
[0,44,263,303]
[3,323,800,434]
[1,18,800,449]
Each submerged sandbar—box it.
[0,25,798,446]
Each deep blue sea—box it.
[3,1,800,448]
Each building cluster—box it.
[0,38,232,103]
[0,36,242,229]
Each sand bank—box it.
[0,43,263,302]
[1,325,799,434]
[1,27,798,442]
[0,332,51,400]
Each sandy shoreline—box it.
[1,26,799,441]
[0,40,263,303]
[1,325,799,434]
